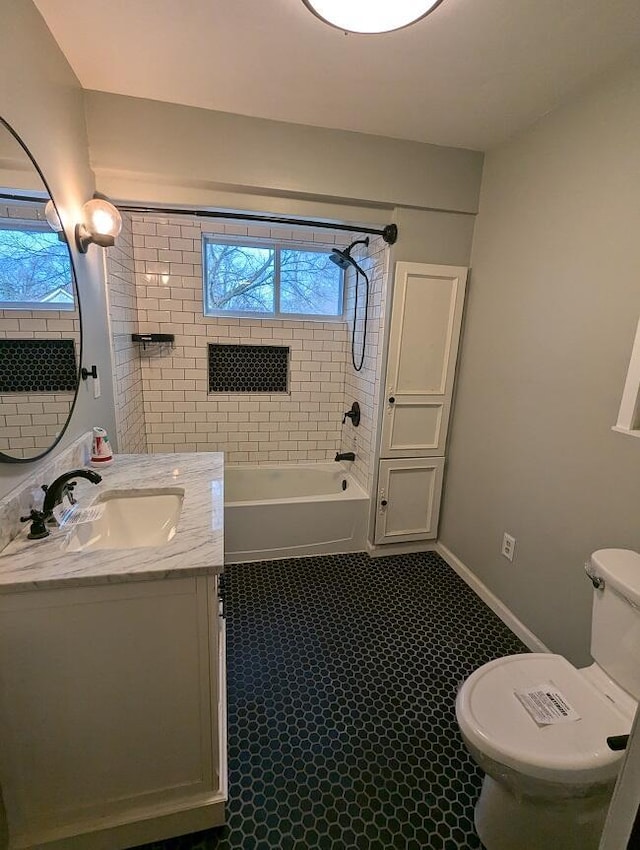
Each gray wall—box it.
[390,208,476,266]
[82,91,481,273]
[440,56,640,665]
[0,0,116,498]
[84,91,483,214]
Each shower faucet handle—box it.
[342,402,361,427]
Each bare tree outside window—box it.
[205,242,275,312]
[280,249,342,316]
[203,238,343,318]
[0,226,73,308]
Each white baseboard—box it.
[366,540,439,558]
[436,543,550,653]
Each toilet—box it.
[456,549,640,850]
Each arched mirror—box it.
[0,117,81,463]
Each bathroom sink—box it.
[61,488,185,552]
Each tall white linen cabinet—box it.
[374,262,468,545]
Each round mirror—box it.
[0,116,81,462]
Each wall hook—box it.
[81,365,97,381]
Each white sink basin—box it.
[61,488,184,552]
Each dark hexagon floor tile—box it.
[133,551,525,849]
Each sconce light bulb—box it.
[76,196,123,253]
[44,199,63,233]
[83,198,123,239]
[94,209,116,235]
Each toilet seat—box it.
[456,653,632,785]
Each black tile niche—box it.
[208,343,289,393]
[0,338,77,393]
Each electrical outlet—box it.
[501,532,516,562]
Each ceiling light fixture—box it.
[75,194,122,254]
[302,0,444,34]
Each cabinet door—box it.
[381,262,467,457]
[374,457,444,544]
[0,577,224,847]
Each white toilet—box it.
[456,549,640,850]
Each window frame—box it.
[0,217,75,312]
[202,235,345,322]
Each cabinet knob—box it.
[388,397,395,405]
[381,499,388,507]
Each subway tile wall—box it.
[0,389,75,455]
[133,208,349,461]
[340,237,388,494]
[106,213,148,454]
[108,214,388,484]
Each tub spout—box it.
[335,452,355,462]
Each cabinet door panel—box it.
[382,263,467,457]
[383,399,444,453]
[0,578,216,838]
[396,275,456,394]
[374,458,445,544]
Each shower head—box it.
[329,237,370,271]
[329,247,353,270]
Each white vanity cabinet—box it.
[0,574,227,850]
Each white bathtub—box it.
[224,463,369,563]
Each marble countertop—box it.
[0,452,224,593]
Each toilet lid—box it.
[456,653,633,784]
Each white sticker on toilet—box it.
[514,683,581,725]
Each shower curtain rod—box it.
[116,204,399,245]
[0,191,46,203]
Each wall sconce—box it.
[44,199,67,243]
[75,195,122,253]
[44,199,62,233]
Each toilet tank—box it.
[590,549,640,700]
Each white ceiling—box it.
[35,0,640,151]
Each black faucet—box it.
[20,469,102,540]
[335,452,356,462]
[42,469,102,516]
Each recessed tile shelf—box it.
[208,343,289,393]
[0,338,77,393]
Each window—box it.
[203,237,343,319]
[0,221,74,310]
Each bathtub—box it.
[224,463,369,563]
